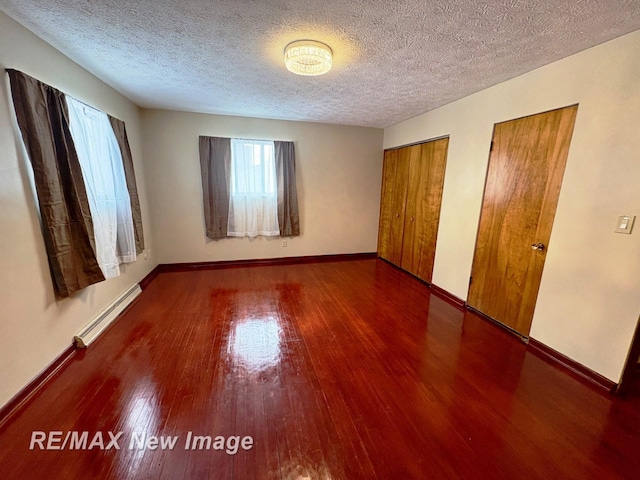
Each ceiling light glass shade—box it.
[284,40,332,76]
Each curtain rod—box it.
[200,135,295,143]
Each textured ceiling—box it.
[1,1,640,128]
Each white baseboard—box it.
[74,284,142,348]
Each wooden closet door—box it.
[468,105,578,337]
[387,148,410,265]
[400,138,449,282]
[378,148,409,264]
[377,149,398,261]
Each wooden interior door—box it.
[468,105,578,337]
[401,138,449,282]
[377,148,409,264]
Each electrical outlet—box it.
[282,240,287,247]
[144,248,151,260]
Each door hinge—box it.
[490,141,494,152]
[469,276,473,285]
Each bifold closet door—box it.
[378,148,409,265]
[377,149,396,261]
[378,138,449,283]
[400,138,449,283]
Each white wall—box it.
[384,30,640,383]
[141,110,383,263]
[0,12,155,408]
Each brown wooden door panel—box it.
[377,149,398,261]
[401,138,449,282]
[468,105,578,336]
[416,138,448,282]
[388,147,410,265]
[400,144,422,273]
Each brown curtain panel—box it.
[7,69,105,297]
[199,136,231,239]
[108,115,145,255]
[274,141,300,236]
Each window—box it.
[199,135,299,240]
[227,139,280,237]
[66,96,136,278]
[8,69,144,297]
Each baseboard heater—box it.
[74,284,142,348]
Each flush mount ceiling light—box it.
[284,40,333,76]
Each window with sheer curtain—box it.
[8,70,144,297]
[66,96,137,278]
[228,138,280,237]
[199,135,299,240]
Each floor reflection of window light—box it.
[121,380,160,473]
[228,316,282,373]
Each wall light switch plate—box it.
[615,215,635,234]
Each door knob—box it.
[531,243,545,251]
[395,213,400,218]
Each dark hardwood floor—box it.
[0,259,639,479]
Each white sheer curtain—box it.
[228,139,280,237]
[66,96,136,278]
